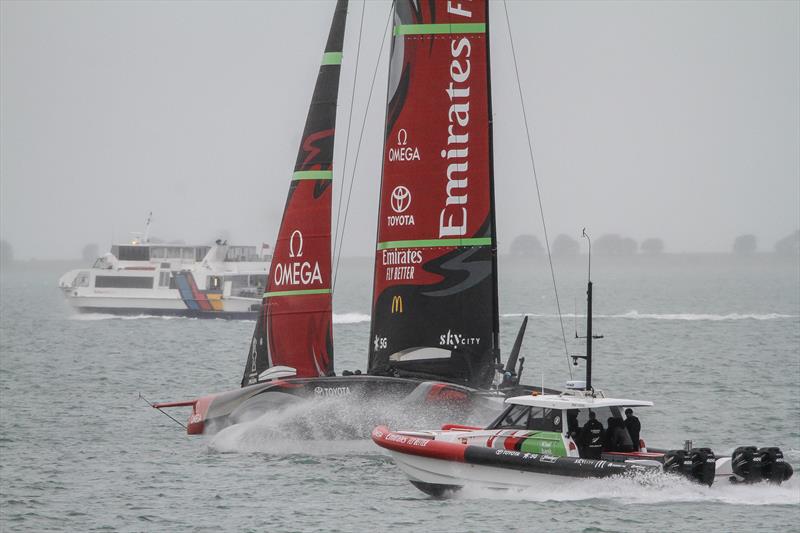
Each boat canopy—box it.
[506,394,654,410]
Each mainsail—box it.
[368,0,499,388]
[241,0,348,386]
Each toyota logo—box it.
[390,186,411,214]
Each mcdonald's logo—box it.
[391,295,403,314]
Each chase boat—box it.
[372,237,794,496]
[372,384,794,496]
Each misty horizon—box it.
[2,1,798,260]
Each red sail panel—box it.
[368,0,497,387]
[263,179,333,378]
[241,0,346,386]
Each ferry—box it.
[58,239,270,319]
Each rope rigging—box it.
[502,0,573,378]
[332,0,395,291]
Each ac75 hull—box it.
[159,376,541,436]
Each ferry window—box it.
[167,247,182,258]
[250,275,267,288]
[92,257,111,269]
[150,247,166,259]
[195,247,210,261]
[182,248,194,260]
[225,246,258,262]
[228,275,249,290]
[95,276,154,289]
[158,272,171,287]
[117,246,150,261]
[75,271,90,287]
[207,276,222,291]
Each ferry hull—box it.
[72,305,257,320]
[63,294,260,319]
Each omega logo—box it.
[289,230,304,258]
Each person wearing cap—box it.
[624,408,641,451]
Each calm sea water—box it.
[1,255,799,532]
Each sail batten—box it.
[368,0,498,388]
[241,0,347,387]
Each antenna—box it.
[143,212,153,244]
[571,229,603,391]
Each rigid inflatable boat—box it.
[372,385,794,496]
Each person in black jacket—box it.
[579,411,604,459]
[624,408,641,451]
[606,417,634,453]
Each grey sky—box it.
[1,0,798,260]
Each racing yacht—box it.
[153,0,551,434]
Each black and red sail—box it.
[367,0,499,388]
[241,0,347,386]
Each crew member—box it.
[624,408,641,451]
[580,411,604,459]
[566,409,580,441]
[606,416,634,452]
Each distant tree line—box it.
[508,230,800,257]
[510,233,659,257]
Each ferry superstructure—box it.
[58,240,270,319]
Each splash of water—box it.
[207,393,493,454]
[455,470,800,506]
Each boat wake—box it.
[70,313,189,321]
[455,470,800,506]
[500,311,798,321]
[320,311,799,324]
[332,312,371,324]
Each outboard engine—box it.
[732,446,793,484]
[664,447,716,486]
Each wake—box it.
[207,394,491,454]
[70,313,188,321]
[456,470,800,506]
[500,311,798,321]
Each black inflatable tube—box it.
[463,446,656,479]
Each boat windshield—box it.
[488,404,563,432]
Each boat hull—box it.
[71,303,257,320]
[159,377,539,436]
[372,426,657,495]
[371,426,794,495]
